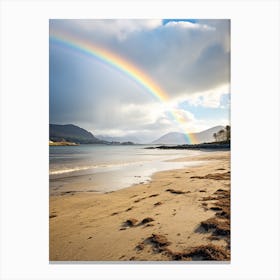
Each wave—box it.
[49,161,144,175]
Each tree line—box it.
[213,125,230,142]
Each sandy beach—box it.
[49,151,230,261]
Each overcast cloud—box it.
[50,19,230,142]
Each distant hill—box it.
[152,126,225,144]
[96,135,141,144]
[194,126,225,144]
[49,124,103,144]
[153,132,187,145]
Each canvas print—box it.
[49,19,230,261]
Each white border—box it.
[0,1,279,279]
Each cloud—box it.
[181,84,230,108]
[164,20,216,31]
[51,19,230,97]
[173,108,195,123]
[50,19,162,43]
[188,118,229,133]
[49,19,230,142]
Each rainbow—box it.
[50,33,197,144]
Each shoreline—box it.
[49,141,79,146]
[147,141,230,151]
[49,150,205,195]
[50,150,230,261]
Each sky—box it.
[49,19,230,143]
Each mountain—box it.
[194,126,226,143]
[96,135,141,144]
[49,124,103,144]
[152,126,225,145]
[152,132,187,145]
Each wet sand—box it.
[49,151,230,261]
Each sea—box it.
[49,144,204,194]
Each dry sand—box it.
[49,151,230,261]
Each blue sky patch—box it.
[162,19,197,25]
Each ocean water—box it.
[49,144,203,194]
